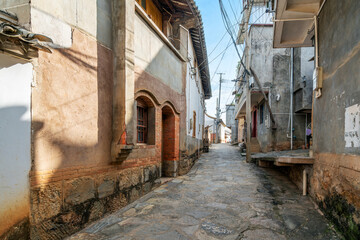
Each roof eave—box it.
[185,0,212,99]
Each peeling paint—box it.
[345,104,360,148]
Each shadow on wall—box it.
[29,2,113,238]
[0,106,33,238]
[32,26,113,173]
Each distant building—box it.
[226,104,238,143]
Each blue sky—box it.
[196,0,243,120]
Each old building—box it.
[234,1,314,152]
[226,104,238,144]
[273,0,360,238]
[0,0,210,239]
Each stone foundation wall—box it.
[29,164,160,239]
[0,219,29,240]
[309,153,360,239]
[179,149,201,176]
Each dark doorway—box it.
[162,106,176,177]
[252,110,257,137]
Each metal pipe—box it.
[314,16,319,68]
[317,0,328,16]
[290,48,294,150]
[305,114,308,147]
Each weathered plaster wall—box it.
[238,117,245,142]
[0,55,32,239]
[236,26,310,151]
[186,35,205,141]
[256,103,271,151]
[0,0,31,28]
[180,32,205,173]
[310,0,360,238]
[32,29,113,172]
[0,0,112,48]
[226,105,238,143]
[134,13,183,94]
[249,26,275,87]
[248,26,298,151]
[294,47,314,112]
[31,0,112,48]
[271,47,307,150]
[29,28,164,239]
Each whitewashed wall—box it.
[186,34,205,140]
[134,13,183,94]
[0,0,112,48]
[0,55,32,235]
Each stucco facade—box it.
[0,55,33,239]
[310,1,360,238]
[235,25,313,152]
[272,0,360,238]
[0,0,211,239]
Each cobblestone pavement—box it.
[68,144,341,240]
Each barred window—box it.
[137,106,148,143]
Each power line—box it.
[219,0,251,75]
[227,0,239,24]
[207,0,245,81]
[210,38,233,83]
[197,21,240,70]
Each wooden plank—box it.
[277,156,315,164]
[163,0,177,12]
[251,156,276,162]
[274,161,294,167]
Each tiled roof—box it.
[0,10,53,59]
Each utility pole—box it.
[216,73,225,143]
[246,73,252,163]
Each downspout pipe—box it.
[290,48,294,150]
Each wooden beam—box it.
[162,0,176,13]
[274,161,294,167]
[277,156,315,164]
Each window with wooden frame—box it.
[136,0,147,9]
[135,0,163,29]
[136,0,163,30]
[137,104,148,143]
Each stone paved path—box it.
[68,144,340,240]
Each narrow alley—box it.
[68,144,340,240]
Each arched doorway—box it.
[161,105,176,177]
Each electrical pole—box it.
[216,73,225,143]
